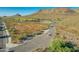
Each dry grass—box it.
[55,14,79,36]
[5,20,49,43]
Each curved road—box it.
[10,23,56,52]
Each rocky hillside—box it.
[26,8,77,21]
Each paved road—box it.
[9,24,56,52]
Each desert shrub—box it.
[48,37,79,52]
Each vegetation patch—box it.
[4,17,49,43]
[48,37,79,52]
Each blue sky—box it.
[0,7,39,16]
[0,7,77,16]
[0,7,54,16]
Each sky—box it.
[0,7,77,16]
[0,7,54,16]
[0,7,39,16]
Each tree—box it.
[48,37,79,52]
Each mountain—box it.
[2,8,77,21]
[14,13,21,16]
[26,8,77,20]
[53,8,76,14]
[2,8,78,22]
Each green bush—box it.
[48,37,79,52]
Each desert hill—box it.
[2,7,79,45]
